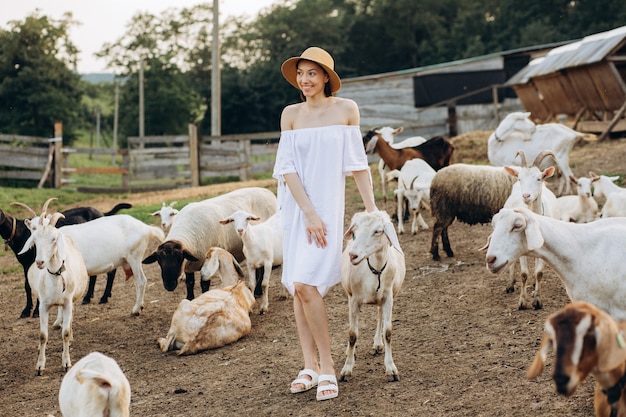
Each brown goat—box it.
[363,129,455,172]
[527,301,626,417]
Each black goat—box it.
[1,202,132,318]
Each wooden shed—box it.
[506,25,626,139]
[338,43,566,140]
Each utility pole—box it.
[113,81,119,164]
[211,0,221,136]
[139,58,145,142]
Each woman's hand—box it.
[304,211,327,248]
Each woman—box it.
[273,46,377,401]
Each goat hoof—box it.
[533,302,543,310]
[98,297,109,304]
[20,309,31,319]
[339,374,350,382]
[36,369,43,376]
[518,304,528,311]
[505,287,515,294]
[388,374,400,382]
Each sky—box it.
[1,0,279,73]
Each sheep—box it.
[157,280,255,355]
[339,210,405,382]
[219,210,283,315]
[363,128,454,205]
[429,163,517,261]
[1,202,130,318]
[556,175,599,222]
[502,150,560,310]
[200,246,245,288]
[484,207,626,320]
[390,158,436,234]
[142,187,277,301]
[367,126,427,203]
[151,201,179,231]
[59,351,131,417]
[18,199,89,375]
[526,301,626,417]
[488,111,582,195]
[21,211,166,316]
[590,172,624,202]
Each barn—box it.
[506,25,626,140]
[338,42,569,140]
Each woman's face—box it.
[296,60,329,98]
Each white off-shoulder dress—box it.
[272,125,370,297]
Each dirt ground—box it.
[1,130,624,417]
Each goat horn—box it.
[41,198,58,220]
[532,150,558,168]
[515,150,528,168]
[48,212,65,227]
[10,202,37,217]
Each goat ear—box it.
[504,166,519,177]
[383,221,403,254]
[17,234,35,255]
[151,211,161,217]
[343,224,355,240]
[542,166,556,180]
[219,218,233,225]
[527,333,552,379]
[523,215,544,251]
[202,252,220,279]
[478,234,491,251]
[595,318,626,372]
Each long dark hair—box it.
[297,59,333,101]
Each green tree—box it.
[0,12,83,143]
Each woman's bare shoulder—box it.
[281,103,304,130]
[333,97,360,124]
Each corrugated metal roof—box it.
[507,25,626,85]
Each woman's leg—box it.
[293,283,336,396]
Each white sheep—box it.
[429,164,517,260]
[59,351,131,417]
[484,207,626,320]
[157,280,255,355]
[339,211,405,382]
[390,158,435,234]
[219,210,283,315]
[556,175,599,222]
[200,246,245,288]
[18,199,88,375]
[151,201,179,231]
[502,150,560,310]
[488,111,582,195]
[143,187,277,301]
[526,301,626,417]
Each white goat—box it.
[157,281,255,355]
[339,211,405,382]
[23,214,166,316]
[200,246,245,288]
[59,351,131,417]
[590,172,623,201]
[371,126,427,204]
[219,210,283,315]
[151,201,179,231]
[556,176,599,222]
[484,207,626,320]
[527,301,626,417]
[502,150,559,310]
[488,111,582,195]
[18,199,88,375]
[390,158,435,234]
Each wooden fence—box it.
[1,124,281,192]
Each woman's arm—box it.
[353,169,377,213]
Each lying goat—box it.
[59,351,131,417]
[339,211,405,382]
[158,280,255,355]
[527,301,626,417]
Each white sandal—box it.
[290,369,319,393]
[316,374,338,401]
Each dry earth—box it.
[1,130,625,417]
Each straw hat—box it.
[281,47,341,94]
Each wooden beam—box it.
[598,99,626,141]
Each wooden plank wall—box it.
[0,134,54,184]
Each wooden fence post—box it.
[53,122,63,188]
[189,123,199,187]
